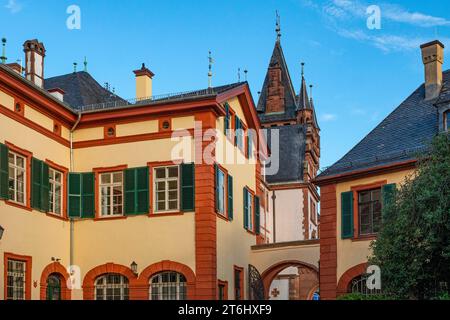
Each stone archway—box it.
[337,262,367,297]
[40,262,72,300]
[261,260,319,300]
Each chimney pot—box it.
[23,39,46,88]
[420,40,444,100]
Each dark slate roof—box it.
[257,41,299,123]
[265,124,306,183]
[316,71,449,179]
[436,70,450,105]
[44,71,125,110]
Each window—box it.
[217,168,225,216]
[150,272,186,300]
[99,172,123,217]
[49,168,63,216]
[46,274,61,300]
[218,281,228,300]
[8,152,26,205]
[95,274,129,300]
[236,125,244,150]
[358,188,382,235]
[245,190,253,231]
[154,166,179,213]
[445,110,450,132]
[234,267,243,300]
[350,274,382,296]
[310,200,317,224]
[6,259,26,300]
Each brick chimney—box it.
[133,63,154,100]
[420,40,444,100]
[265,62,285,114]
[23,39,46,88]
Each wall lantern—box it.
[0,225,4,240]
[131,261,138,275]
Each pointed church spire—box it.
[298,62,310,110]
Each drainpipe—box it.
[272,191,276,243]
[69,112,82,268]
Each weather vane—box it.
[275,10,281,41]
[208,50,214,88]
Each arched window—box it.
[46,274,62,300]
[95,274,129,300]
[149,272,186,300]
[349,274,381,296]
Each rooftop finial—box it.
[309,84,313,100]
[275,10,281,41]
[301,62,305,77]
[73,62,78,73]
[1,38,7,64]
[83,56,88,72]
[208,50,214,88]
[238,67,241,82]
[244,69,248,82]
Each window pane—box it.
[168,167,178,178]
[155,168,166,179]
[101,174,111,184]
[113,172,122,183]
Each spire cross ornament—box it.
[1,38,7,64]
[244,69,248,82]
[301,62,305,77]
[275,11,281,41]
[208,50,214,88]
[83,56,88,72]
[309,84,313,100]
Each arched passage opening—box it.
[261,260,319,300]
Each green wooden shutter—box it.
[227,175,233,220]
[81,173,95,218]
[41,162,50,212]
[136,167,149,214]
[341,191,354,239]
[224,103,230,135]
[124,168,136,214]
[235,116,240,146]
[181,163,195,212]
[243,188,249,229]
[31,158,42,210]
[255,196,260,235]
[68,173,81,218]
[214,164,219,212]
[382,183,396,218]
[247,131,252,158]
[0,143,8,199]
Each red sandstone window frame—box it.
[4,252,32,300]
[4,141,32,211]
[45,159,69,220]
[218,279,229,300]
[93,164,128,220]
[148,160,184,216]
[350,180,387,241]
[233,265,244,300]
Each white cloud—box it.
[326,0,450,27]
[5,0,22,14]
[320,113,337,122]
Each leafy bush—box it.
[337,293,390,300]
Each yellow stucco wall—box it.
[24,105,54,132]
[73,127,104,142]
[335,169,415,282]
[116,120,158,137]
[216,97,257,300]
[0,90,14,110]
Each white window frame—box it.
[236,126,244,151]
[8,152,26,205]
[149,272,187,300]
[49,168,63,216]
[99,171,123,217]
[217,168,225,216]
[94,274,129,300]
[153,166,180,213]
[6,259,26,300]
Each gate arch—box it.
[261,260,319,300]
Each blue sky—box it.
[1,0,449,169]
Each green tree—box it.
[370,133,450,299]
